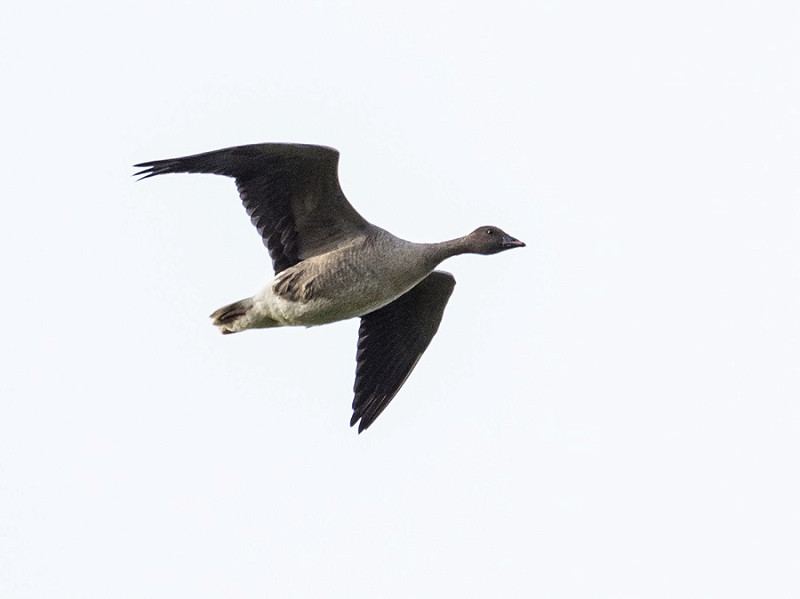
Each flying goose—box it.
[135,143,524,432]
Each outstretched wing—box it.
[135,143,371,273]
[351,271,457,432]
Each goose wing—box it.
[135,143,370,274]
[351,271,456,432]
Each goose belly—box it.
[255,266,426,327]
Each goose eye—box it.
[486,228,494,235]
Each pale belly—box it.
[249,252,431,327]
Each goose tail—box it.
[210,298,255,334]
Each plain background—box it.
[2,1,798,597]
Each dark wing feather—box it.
[134,143,370,274]
[351,271,456,432]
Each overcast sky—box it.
[1,1,798,598]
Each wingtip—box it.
[132,159,178,181]
[349,414,370,434]
[132,170,156,181]
[350,414,363,433]
[132,162,159,180]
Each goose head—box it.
[463,226,526,255]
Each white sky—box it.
[2,1,798,597]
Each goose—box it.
[135,143,524,432]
